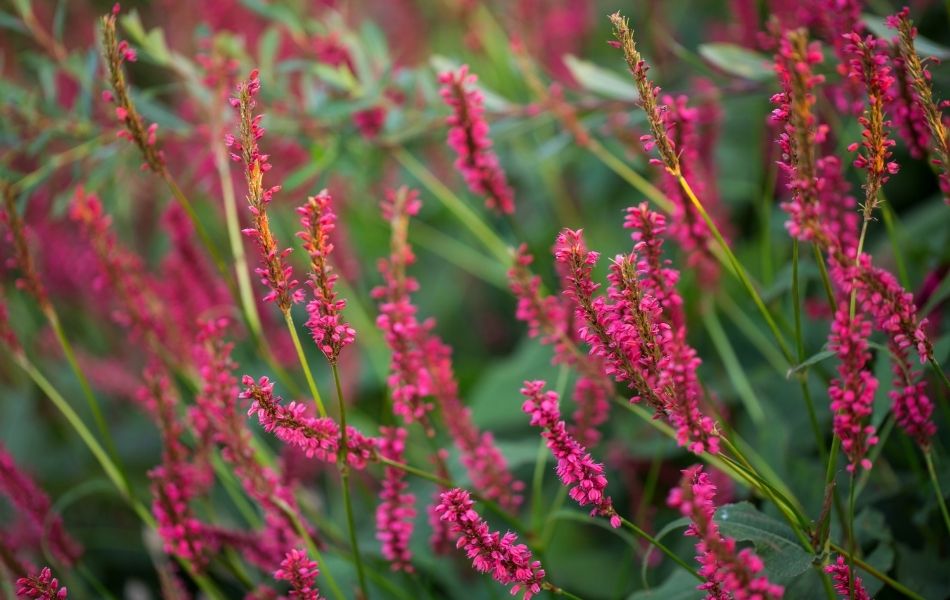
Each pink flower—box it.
[376,427,416,572]
[435,488,545,599]
[297,191,356,364]
[825,555,870,600]
[228,69,302,311]
[521,380,620,527]
[439,65,516,214]
[668,466,784,600]
[274,548,323,600]
[827,304,879,472]
[569,377,610,449]
[16,567,67,599]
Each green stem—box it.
[848,474,857,600]
[584,139,674,213]
[702,299,765,424]
[45,308,130,496]
[923,449,950,538]
[332,364,369,599]
[812,245,837,311]
[283,309,327,417]
[879,201,910,289]
[792,241,825,454]
[677,175,792,363]
[544,584,586,600]
[617,516,701,581]
[393,147,511,264]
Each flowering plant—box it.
[1,1,948,599]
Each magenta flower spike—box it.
[297,190,356,364]
[825,555,871,600]
[274,548,323,600]
[435,488,545,599]
[376,427,416,572]
[439,65,516,214]
[16,567,68,600]
[669,466,784,600]
[521,380,620,527]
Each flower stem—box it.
[616,516,701,580]
[676,175,793,363]
[331,364,369,599]
[283,309,327,417]
[923,448,950,538]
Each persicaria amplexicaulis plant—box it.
[2,2,949,599]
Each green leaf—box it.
[862,14,950,60]
[715,502,813,583]
[698,43,774,81]
[563,54,639,102]
[786,348,834,379]
[628,570,702,600]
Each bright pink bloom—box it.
[827,305,879,472]
[668,466,784,600]
[889,345,936,448]
[439,65,516,214]
[521,380,620,527]
[0,444,81,566]
[16,567,67,599]
[376,427,416,572]
[242,375,340,463]
[297,191,356,364]
[274,548,323,600]
[435,489,545,599]
[825,555,870,600]
[228,69,302,310]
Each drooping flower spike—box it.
[435,488,545,599]
[521,380,620,527]
[376,427,416,572]
[668,466,783,600]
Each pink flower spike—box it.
[16,567,68,599]
[274,548,323,600]
[297,190,356,364]
[521,380,619,527]
[376,427,416,572]
[826,555,870,600]
[435,488,545,599]
[438,65,516,214]
[668,466,783,600]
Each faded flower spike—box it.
[229,69,302,311]
[439,65,516,214]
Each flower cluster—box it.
[228,69,302,310]
[668,466,783,600]
[439,65,516,214]
[827,305,879,472]
[825,555,870,600]
[297,191,355,363]
[274,549,323,600]
[521,380,620,527]
[16,567,68,600]
[1,183,49,309]
[376,427,416,572]
[435,489,545,599]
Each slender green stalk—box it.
[879,202,910,288]
[393,147,511,264]
[676,175,792,363]
[812,245,837,315]
[792,241,826,454]
[923,449,950,537]
[283,309,327,417]
[45,308,130,496]
[584,139,674,213]
[617,516,701,580]
[544,584,586,600]
[331,364,369,599]
[702,299,765,424]
[848,474,857,600]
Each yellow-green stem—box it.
[331,364,369,599]
[676,175,793,363]
[283,309,327,417]
[617,516,701,580]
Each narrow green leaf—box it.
[698,43,774,81]
[563,54,639,101]
[785,348,834,379]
